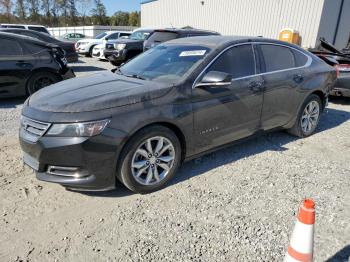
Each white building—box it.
[141,0,350,49]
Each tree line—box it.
[0,0,140,27]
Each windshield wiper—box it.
[112,67,146,80]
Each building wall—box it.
[141,0,326,48]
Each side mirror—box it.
[195,71,232,88]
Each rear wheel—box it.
[26,71,60,95]
[117,126,182,194]
[287,94,322,137]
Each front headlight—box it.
[46,119,110,137]
[114,44,126,50]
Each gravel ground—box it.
[0,57,349,262]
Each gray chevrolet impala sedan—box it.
[19,36,336,193]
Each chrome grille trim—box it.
[21,116,51,139]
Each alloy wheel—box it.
[131,136,175,186]
[301,100,320,134]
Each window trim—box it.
[193,42,312,89]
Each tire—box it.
[86,45,95,57]
[287,94,322,138]
[26,71,60,95]
[117,125,182,194]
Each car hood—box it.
[28,72,172,113]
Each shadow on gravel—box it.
[171,107,350,187]
[325,245,350,262]
[81,181,133,198]
[0,97,26,108]
[70,65,106,72]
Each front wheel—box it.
[287,94,322,137]
[117,126,182,194]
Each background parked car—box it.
[310,38,350,97]
[0,28,78,63]
[92,32,132,60]
[59,33,86,42]
[143,28,220,51]
[0,32,75,98]
[75,31,132,57]
[104,28,154,66]
[0,23,50,34]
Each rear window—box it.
[0,39,23,56]
[260,44,296,72]
[147,32,179,43]
[293,49,308,67]
[28,26,49,34]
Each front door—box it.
[192,44,264,154]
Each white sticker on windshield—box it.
[179,50,207,57]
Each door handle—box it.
[248,81,264,92]
[293,74,304,83]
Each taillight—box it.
[335,64,350,77]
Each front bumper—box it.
[92,48,106,59]
[19,123,127,191]
[104,49,127,63]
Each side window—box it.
[120,33,130,37]
[260,44,295,72]
[108,33,119,40]
[0,39,23,56]
[292,49,308,67]
[208,44,256,78]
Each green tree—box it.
[16,0,26,20]
[0,0,13,22]
[27,0,40,21]
[128,11,140,26]
[90,0,107,25]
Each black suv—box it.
[104,29,154,66]
[0,28,78,62]
[0,32,75,98]
[143,28,220,51]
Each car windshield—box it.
[129,30,151,40]
[95,32,107,39]
[119,44,211,83]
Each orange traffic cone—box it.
[284,199,315,262]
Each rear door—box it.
[192,44,264,153]
[0,38,34,96]
[257,43,310,130]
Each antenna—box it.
[170,22,175,29]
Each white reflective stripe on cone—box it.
[289,221,314,254]
[284,253,304,262]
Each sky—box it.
[103,0,142,16]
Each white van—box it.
[0,24,50,34]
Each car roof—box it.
[0,31,52,46]
[0,28,41,34]
[166,35,303,49]
[1,23,46,27]
[154,28,219,35]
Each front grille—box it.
[20,116,51,142]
